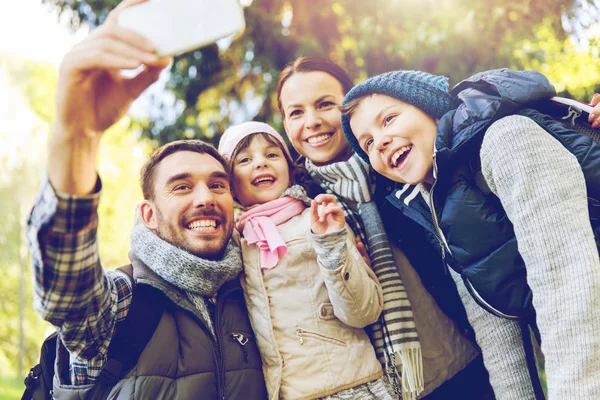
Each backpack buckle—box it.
[562,105,582,127]
[24,364,42,388]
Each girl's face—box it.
[349,94,438,185]
[231,135,291,207]
[279,71,353,165]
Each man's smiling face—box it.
[142,150,234,260]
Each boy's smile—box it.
[349,94,438,185]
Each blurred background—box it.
[0,0,599,397]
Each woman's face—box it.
[279,71,352,165]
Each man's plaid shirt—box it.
[27,176,133,385]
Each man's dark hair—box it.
[140,140,229,200]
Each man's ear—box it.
[139,200,159,230]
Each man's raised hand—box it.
[55,0,171,138]
[49,0,171,196]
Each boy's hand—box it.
[589,93,600,129]
[310,194,346,235]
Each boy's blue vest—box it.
[376,69,600,326]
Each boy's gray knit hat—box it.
[341,70,456,162]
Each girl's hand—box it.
[589,93,600,129]
[310,194,346,235]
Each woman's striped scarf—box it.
[306,154,424,400]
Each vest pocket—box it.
[295,328,346,347]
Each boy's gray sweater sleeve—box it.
[480,114,600,399]
[448,269,534,400]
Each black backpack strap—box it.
[22,332,59,400]
[87,269,169,400]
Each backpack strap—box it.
[22,264,168,400]
[22,332,59,400]
[88,265,169,400]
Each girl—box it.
[277,57,490,400]
[340,68,600,399]
[218,121,393,400]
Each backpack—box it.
[22,265,168,400]
[473,96,600,219]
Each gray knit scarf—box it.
[130,221,242,337]
[306,154,424,400]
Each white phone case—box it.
[118,0,246,57]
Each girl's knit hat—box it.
[218,121,292,160]
[341,70,456,162]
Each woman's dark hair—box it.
[276,56,354,118]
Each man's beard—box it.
[154,208,231,260]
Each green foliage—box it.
[512,18,600,99]
[0,55,152,381]
[0,57,53,381]
[42,0,600,147]
[97,119,151,269]
[0,377,23,400]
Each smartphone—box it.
[118,0,246,57]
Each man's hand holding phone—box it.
[50,0,172,196]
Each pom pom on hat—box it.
[341,70,456,162]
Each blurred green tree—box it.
[42,0,600,147]
[0,55,151,381]
[0,58,54,378]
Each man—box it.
[27,0,267,398]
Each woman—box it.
[277,56,494,399]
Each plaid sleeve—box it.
[27,175,133,362]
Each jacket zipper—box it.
[296,328,346,346]
[384,178,449,278]
[192,308,223,400]
[430,154,451,274]
[462,277,521,320]
[215,287,236,400]
[206,329,223,400]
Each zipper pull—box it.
[231,333,249,362]
[296,328,304,345]
[232,333,248,346]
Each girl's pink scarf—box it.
[236,196,306,269]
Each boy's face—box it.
[349,94,438,185]
[231,135,291,207]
